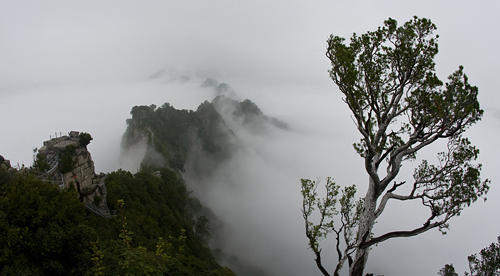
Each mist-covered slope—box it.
[121,100,236,175]
[120,79,290,276]
[120,79,287,176]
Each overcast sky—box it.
[1,1,500,275]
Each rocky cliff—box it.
[34,131,113,217]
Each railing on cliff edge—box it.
[83,183,116,219]
[83,195,117,219]
[34,153,65,189]
[34,152,116,218]
[33,152,59,179]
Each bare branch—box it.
[361,212,445,249]
[374,183,409,219]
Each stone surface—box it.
[36,131,107,208]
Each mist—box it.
[2,1,500,275]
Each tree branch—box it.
[360,213,445,249]
[374,183,409,219]
[313,249,331,276]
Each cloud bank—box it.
[1,1,500,275]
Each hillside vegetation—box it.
[0,88,285,275]
[0,156,235,275]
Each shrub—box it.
[79,133,93,147]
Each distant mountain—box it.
[120,78,285,276]
[149,68,191,83]
[212,95,288,133]
[121,100,237,176]
[121,78,287,175]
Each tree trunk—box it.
[350,178,378,276]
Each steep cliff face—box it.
[121,78,288,176]
[34,131,111,216]
[121,100,238,175]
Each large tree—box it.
[301,16,489,276]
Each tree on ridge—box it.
[301,16,490,276]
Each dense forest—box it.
[0,155,235,275]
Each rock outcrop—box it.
[0,155,10,169]
[35,131,113,217]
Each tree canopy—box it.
[0,162,235,275]
[301,16,489,276]
[0,172,94,275]
[440,236,500,276]
[466,236,500,276]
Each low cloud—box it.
[2,68,499,276]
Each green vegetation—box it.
[303,16,488,276]
[122,95,286,175]
[32,149,50,172]
[59,144,77,174]
[0,172,94,275]
[466,236,500,276]
[440,236,500,276]
[301,178,364,276]
[0,162,235,275]
[439,264,459,276]
[123,101,233,172]
[79,132,93,147]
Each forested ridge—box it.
[0,155,235,275]
[122,100,235,174]
[121,93,287,175]
[118,92,289,276]
[0,92,281,275]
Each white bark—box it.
[350,178,378,276]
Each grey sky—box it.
[1,1,500,275]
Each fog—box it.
[1,1,500,275]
